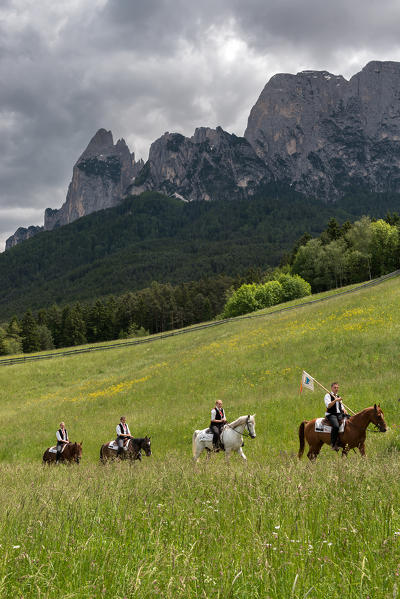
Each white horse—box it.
[192,414,256,462]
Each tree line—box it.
[289,214,400,292]
[3,187,399,320]
[0,275,246,355]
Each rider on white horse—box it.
[210,400,227,451]
[193,414,256,462]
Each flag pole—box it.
[310,375,356,415]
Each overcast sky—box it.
[1,0,400,250]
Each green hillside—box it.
[2,186,400,319]
[0,278,399,598]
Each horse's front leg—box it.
[358,442,366,457]
[225,449,232,462]
[193,442,205,463]
[236,447,247,461]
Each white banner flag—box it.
[301,370,314,392]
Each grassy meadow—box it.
[0,277,400,598]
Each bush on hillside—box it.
[222,284,259,318]
[277,273,311,301]
[222,274,311,318]
[254,280,283,307]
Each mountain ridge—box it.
[6,60,400,250]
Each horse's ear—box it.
[374,403,377,411]
[80,441,83,445]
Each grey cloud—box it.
[98,0,229,54]
[230,0,400,70]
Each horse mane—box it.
[228,415,248,429]
[349,406,379,421]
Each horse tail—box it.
[298,421,306,459]
[192,431,199,458]
[100,445,104,463]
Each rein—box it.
[226,416,253,438]
[349,409,386,433]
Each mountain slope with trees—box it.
[1,187,400,320]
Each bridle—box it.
[372,420,386,433]
[143,440,152,456]
[226,415,255,439]
[369,410,386,433]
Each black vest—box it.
[118,423,128,436]
[58,428,68,441]
[326,394,344,416]
[211,407,225,428]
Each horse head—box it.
[372,404,387,432]
[74,441,83,463]
[142,436,152,456]
[247,415,256,439]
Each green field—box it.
[0,278,400,598]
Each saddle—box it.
[107,439,129,451]
[200,429,225,450]
[315,417,346,433]
[48,444,66,454]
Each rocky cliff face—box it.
[5,225,44,250]
[44,129,136,230]
[128,126,269,201]
[244,60,400,198]
[7,60,400,250]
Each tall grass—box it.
[0,457,399,598]
[0,278,400,597]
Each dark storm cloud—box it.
[1,0,400,250]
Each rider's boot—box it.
[330,429,340,451]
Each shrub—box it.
[254,280,283,308]
[222,284,258,318]
[277,274,311,301]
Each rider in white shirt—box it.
[56,422,69,463]
[324,382,347,451]
[116,416,131,456]
[210,400,227,451]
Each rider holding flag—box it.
[324,382,347,451]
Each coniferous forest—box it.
[2,186,400,320]
[2,187,400,354]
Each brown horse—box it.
[43,441,83,464]
[100,436,151,463]
[298,404,387,461]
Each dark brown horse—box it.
[100,436,151,463]
[43,441,83,464]
[298,404,387,461]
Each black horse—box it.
[100,436,151,462]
